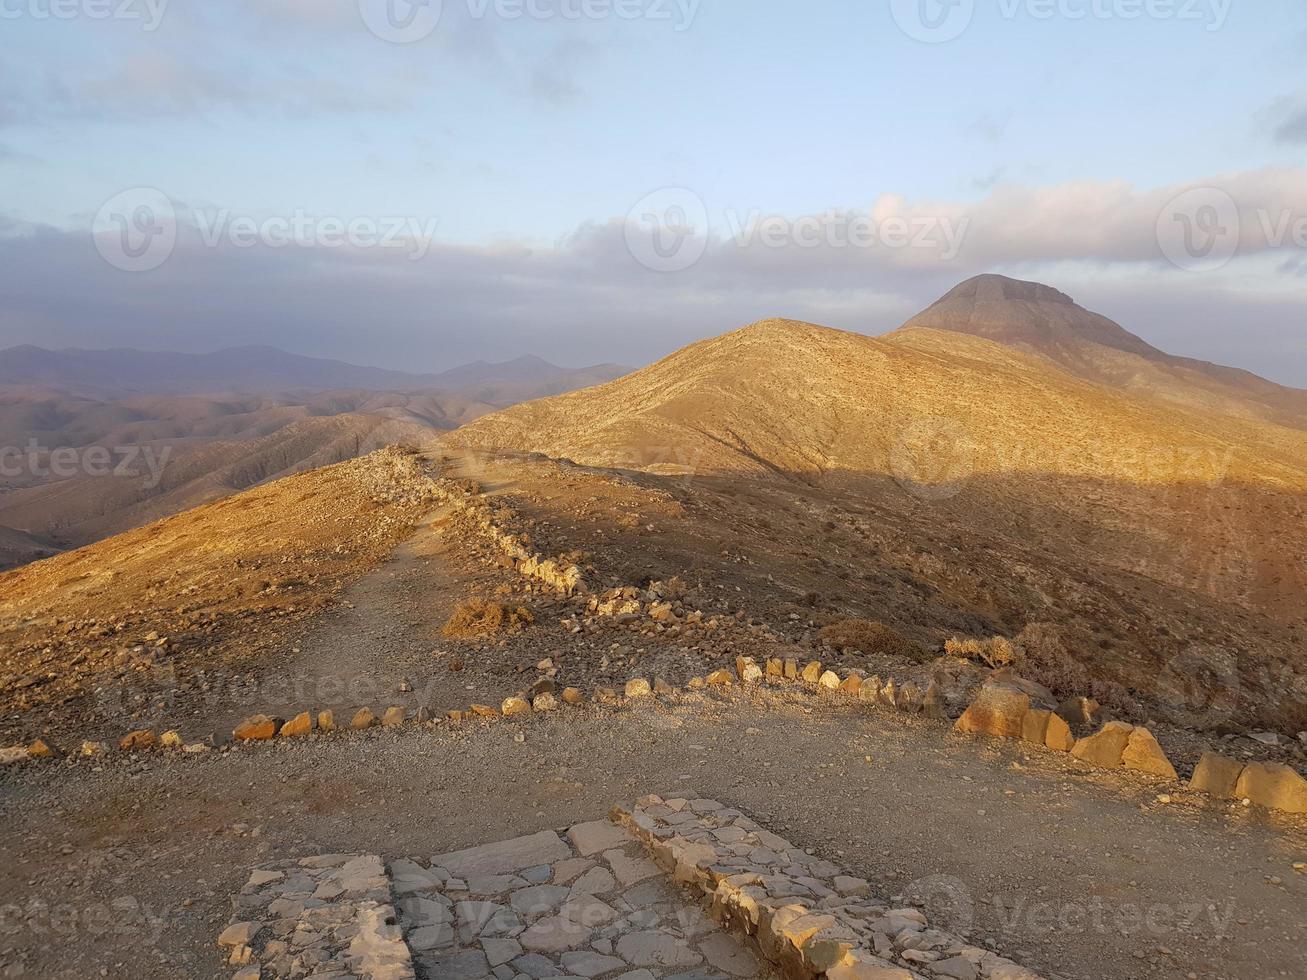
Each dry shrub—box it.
[944,635,1018,670]
[1013,622,1141,717]
[819,619,929,663]
[442,599,534,639]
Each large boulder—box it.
[1043,712,1075,752]
[954,681,1031,739]
[1189,751,1245,799]
[990,669,1056,709]
[1021,708,1052,745]
[1120,727,1178,781]
[1234,762,1307,814]
[1070,720,1135,768]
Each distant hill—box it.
[0,524,57,572]
[900,274,1307,427]
[0,346,633,564]
[0,345,631,399]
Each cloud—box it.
[2,168,1306,383]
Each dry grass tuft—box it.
[819,619,929,662]
[944,634,1018,670]
[441,599,535,639]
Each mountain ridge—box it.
[0,344,631,397]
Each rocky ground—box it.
[2,448,1305,980]
[0,693,1303,980]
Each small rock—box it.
[502,697,532,717]
[233,716,280,742]
[118,729,156,752]
[279,712,314,738]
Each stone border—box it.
[611,794,1044,979]
[428,476,585,595]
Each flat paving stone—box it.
[436,831,573,877]
[395,815,786,980]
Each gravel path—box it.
[1,692,1303,980]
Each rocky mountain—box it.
[901,274,1307,427]
[447,285,1307,726]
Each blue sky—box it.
[1,0,1305,379]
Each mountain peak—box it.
[901,273,1161,359]
[939,274,1077,307]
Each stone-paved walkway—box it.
[391,821,774,980]
[221,798,1047,980]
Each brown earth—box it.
[0,445,1304,980]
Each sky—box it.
[0,0,1305,381]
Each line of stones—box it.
[427,476,585,596]
[951,677,1307,814]
[6,652,1304,815]
[611,795,1044,980]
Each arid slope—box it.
[447,306,1307,727]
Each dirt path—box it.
[2,694,1303,980]
[211,502,537,734]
